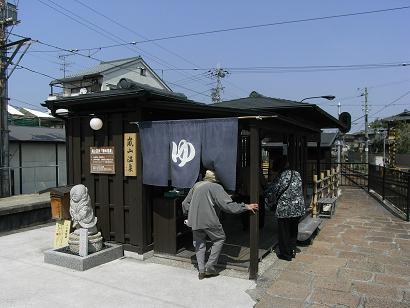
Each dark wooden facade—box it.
[66,111,150,253]
[44,86,344,276]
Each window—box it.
[139,67,146,76]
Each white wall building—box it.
[49,56,171,98]
[9,125,66,195]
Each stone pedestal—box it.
[44,243,123,271]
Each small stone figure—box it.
[68,184,103,254]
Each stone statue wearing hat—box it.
[68,184,103,254]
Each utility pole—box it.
[363,87,369,164]
[0,1,29,197]
[209,66,229,103]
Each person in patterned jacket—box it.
[265,157,305,261]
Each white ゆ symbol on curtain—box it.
[171,140,196,167]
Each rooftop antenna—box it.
[58,53,74,78]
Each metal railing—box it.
[368,164,409,221]
[307,162,409,221]
[340,163,368,188]
[0,165,67,196]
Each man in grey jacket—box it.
[182,170,258,280]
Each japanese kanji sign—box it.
[124,133,137,176]
[53,220,71,249]
[90,146,115,174]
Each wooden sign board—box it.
[53,220,71,249]
[124,133,137,176]
[90,146,115,174]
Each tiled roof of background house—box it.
[382,109,410,122]
[8,105,24,116]
[50,56,143,84]
[9,125,65,142]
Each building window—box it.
[139,67,146,76]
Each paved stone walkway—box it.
[253,187,410,308]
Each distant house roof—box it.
[382,109,410,122]
[304,132,338,147]
[50,56,171,91]
[8,105,24,116]
[9,125,65,142]
[264,133,338,148]
[320,132,338,147]
[22,107,54,118]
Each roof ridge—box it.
[100,56,142,65]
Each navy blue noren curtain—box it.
[139,118,238,190]
[170,121,201,188]
[139,121,170,186]
[202,118,238,191]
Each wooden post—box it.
[312,174,318,217]
[326,170,331,198]
[249,124,259,280]
[320,172,325,200]
[316,139,321,177]
[336,165,340,196]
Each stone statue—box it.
[68,184,103,254]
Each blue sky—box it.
[7,0,410,132]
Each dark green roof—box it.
[213,91,343,130]
[213,91,307,109]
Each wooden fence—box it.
[310,166,340,217]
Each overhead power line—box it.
[13,5,410,53]
[10,34,212,98]
[9,36,410,74]
[369,90,410,118]
[35,0,214,96]
[8,97,47,110]
[351,90,410,123]
[72,0,201,70]
[79,6,410,44]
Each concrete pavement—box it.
[254,187,410,307]
[0,224,256,308]
[2,187,410,308]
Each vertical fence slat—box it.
[407,174,410,222]
[382,166,385,200]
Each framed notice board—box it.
[90,146,115,174]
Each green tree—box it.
[369,119,387,154]
[396,122,410,154]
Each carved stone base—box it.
[68,232,103,254]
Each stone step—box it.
[0,193,51,233]
[297,215,322,242]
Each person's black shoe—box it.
[292,247,301,258]
[277,254,292,261]
[205,268,219,278]
[198,272,206,280]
